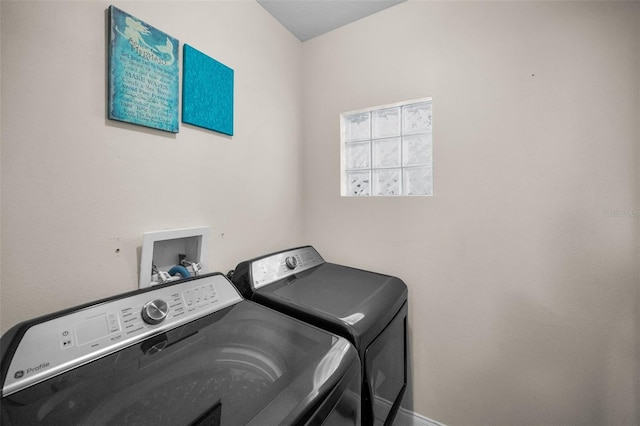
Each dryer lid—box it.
[232,246,407,347]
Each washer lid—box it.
[1,297,359,425]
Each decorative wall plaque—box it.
[182,44,234,136]
[108,6,179,133]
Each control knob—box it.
[141,299,169,325]
[285,256,298,270]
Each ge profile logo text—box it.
[13,362,50,379]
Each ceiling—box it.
[257,0,407,42]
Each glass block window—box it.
[341,98,432,196]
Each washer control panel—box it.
[2,274,242,397]
[251,246,324,289]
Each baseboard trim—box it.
[393,407,447,426]
[373,395,445,426]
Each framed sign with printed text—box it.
[108,6,179,133]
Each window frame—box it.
[340,97,433,197]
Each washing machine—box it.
[231,246,408,426]
[0,273,361,425]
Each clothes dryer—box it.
[231,246,407,426]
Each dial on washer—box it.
[285,256,298,270]
[141,299,169,325]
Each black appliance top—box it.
[231,246,408,349]
[0,273,359,426]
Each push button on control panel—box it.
[183,283,218,311]
[60,329,73,349]
[107,313,120,333]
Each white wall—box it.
[302,2,639,425]
[0,1,304,333]
[1,2,639,426]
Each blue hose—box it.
[168,265,191,279]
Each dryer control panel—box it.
[1,274,242,397]
[251,246,324,289]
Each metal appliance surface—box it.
[231,246,408,426]
[1,273,360,425]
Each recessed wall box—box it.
[139,226,210,288]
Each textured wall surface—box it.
[0,1,304,333]
[301,2,639,425]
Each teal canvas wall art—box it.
[182,44,234,136]
[108,6,179,133]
